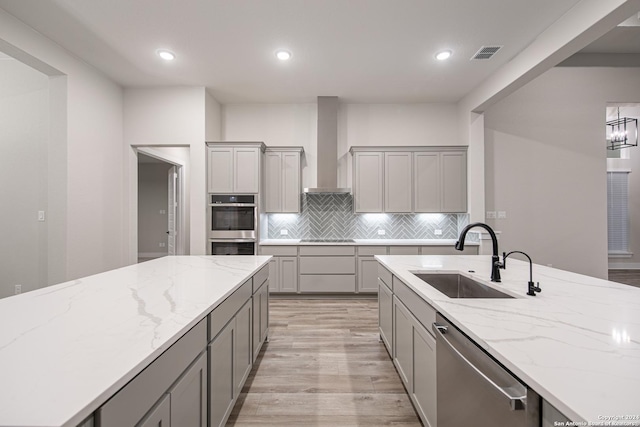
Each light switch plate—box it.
[486,211,496,219]
[38,211,45,222]
[498,211,507,219]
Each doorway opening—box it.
[137,147,187,262]
[607,103,640,287]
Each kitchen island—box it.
[0,255,271,427]
[376,255,640,424]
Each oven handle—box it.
[432,322,526,411]
[209,203,256,207]
[209,239,256,243]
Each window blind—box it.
[607,171,630,254]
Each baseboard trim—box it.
[608,262,640,270]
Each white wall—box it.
[0,8,125,284]
[205,90,222,141]
[223,103,317,187]
[222,102,459,189]
[124,87,207,256]
[484,67,640,279]
[0,58,48,298]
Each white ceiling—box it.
[0,0,588,103]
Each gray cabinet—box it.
[353,151,384,213]
[378,276,393,353]
[96,320,207,427]
[252,279,269,361]
[299,245,356,293]
[206,143,264,194]
[351,146,467,214]
[264,147,303,213]
[414,150,467,213]
[358,257,381,293]
[234,300,253,396]
[170,351,207,427]
[260,246,298,293]
[208,320,235,427]
[393,296,414,389]
[138,394,170,427]
[380,268,438,427]
[384,152,413,213]
[412,321,437,427]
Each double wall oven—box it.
[208,194,257,255]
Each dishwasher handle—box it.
[432,322,526,411]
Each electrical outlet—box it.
[434,229,443,236]
[377,229,386,236]
[486,211,496,219]
[14,284,21,295]
[159,210,166,215]
[280,229,288,236]
[38,211,45,222]
[159,242,166,248]
[497,211,507,219]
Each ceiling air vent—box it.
[471,46,502,60]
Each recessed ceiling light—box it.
[157,49,175,61]
[276,50,292,61]
[435,50,452,61]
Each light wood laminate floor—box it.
[227,298,421,426]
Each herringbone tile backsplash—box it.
[266,193,471,240]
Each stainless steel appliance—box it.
[208,194,257,255]
[432,313,540,427]
[209,239,256,255]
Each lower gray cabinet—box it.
[170,351,207,427]
[268,256,298,293]
[378,278,393,353]
[393,296,414,390]
[138,394,170,427]
[412,321,437,427]
[358,257,380,293]
[252,280,269,361]
[208,320,235,427]
[234,300,253,396]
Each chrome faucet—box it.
[500,250,542,296]
[455,222,501,282]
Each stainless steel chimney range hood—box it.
[303,96,351,194]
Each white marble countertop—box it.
[260,238,479,246]
[0,255,271,427]
[375,255,640,423]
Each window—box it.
[607,171,631,255]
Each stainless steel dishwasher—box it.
[432,313,540,427]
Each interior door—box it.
[168,166,177,255]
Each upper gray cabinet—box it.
[414,149,467,213]
[264,147,304,213]
[206,142,265,194]
[353,151,384,213]
[351,146,467,214]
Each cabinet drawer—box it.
[378,264,393,289]
[389,246,420,255]
[393,276,436,334]
[299,275,356,292]
[299,245,355,256]
[260,245,298,256]
[208,279,252,341]
[358,246,388,256]
[299,257,355,274]
[252,265,269,292]
[97,319,207,427]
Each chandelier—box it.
[607,107,638,150]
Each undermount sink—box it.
[414,273,514,299]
